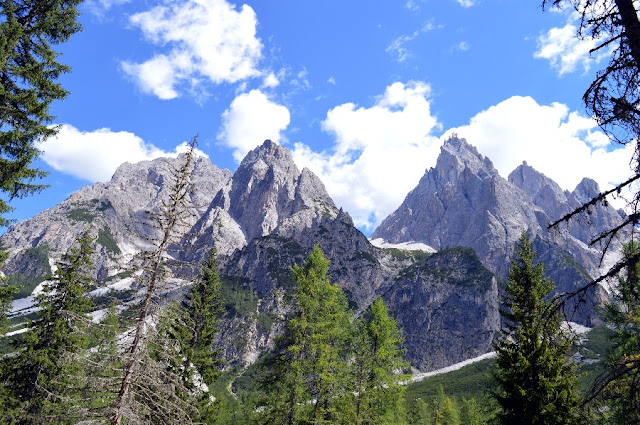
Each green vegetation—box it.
[220,276,259,317]
[66,207,97,222]
[0,231,96,422]
[7,244,51,299]
[97,227,121,255]
[0,0,83,226]
[494,233,582,425]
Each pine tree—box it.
[0,0,83,226]
[493,233,582,425]
[258,245,353,425]
[351,296,408,425]
[0,229,95,423]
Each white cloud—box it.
[446,96,634,193]
[292,81,442,231]
[84,0,130,16]
[262,72,279,88]
[293,88,632,232]
[327,76,336,85]
[457,0,476,7]
[534,17,610,75]
[387,21,436,62]
[35,125,208,182]
[122,0,262,99]
[455,41,470,52]
[218,90,291,161]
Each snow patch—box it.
[369,238,436,253]
[5,327,29,337]
[89,276,136,297]
[409,352,497,383]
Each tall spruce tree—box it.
[158,247,223,422]
[351,296,408,425]
[258,245,353,425]
[493,233,582,425]
[0,0,83,226]
[0,229,95,423]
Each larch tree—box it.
[540,2,640,289]
[350,296,408,425]
[0,0,83,226]
[258,245,353,425]
[493,233,583,425]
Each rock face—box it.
[2,137,615,372]
[372,136,622,324]
[183,140,339,260]
[1,154,231,281]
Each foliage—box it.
[0,0,83,226]
[0,250,16,335]
[97,228,121,255]
[0,230,95,423]
[258,245,354,425]
[587,240,640,423]
[350,296,408,425]
[493,233,583,425]
[158,247,224,422]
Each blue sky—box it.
[3,0,635,235]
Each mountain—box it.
[1,137,613,372]
[372,136,621,324]
[1,154,231,283]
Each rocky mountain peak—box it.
[573,177,600,204]
[508,161,569,217]
[183,140,339,259]
[438,135,497,179]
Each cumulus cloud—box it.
[534,16,610,74]
[35,125,207,182]
[122,0,262,99]
[446,96,634,192]
[218,90,291,161]
[292,87,632,233]
[292,81,442,231]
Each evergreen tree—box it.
[592,240,640,423]
[0,229,95,423]
[0,249,16,336]
[493,233,582,425]
[158,247,224,422]
[408,398,431,425]
[431,385,459,425]
[459,398,482,425]
[0,0,83,226]
[351,296,408,425]
[258,245,353,425]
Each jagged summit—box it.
[372,135,541,274]
[181,140,340,258]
